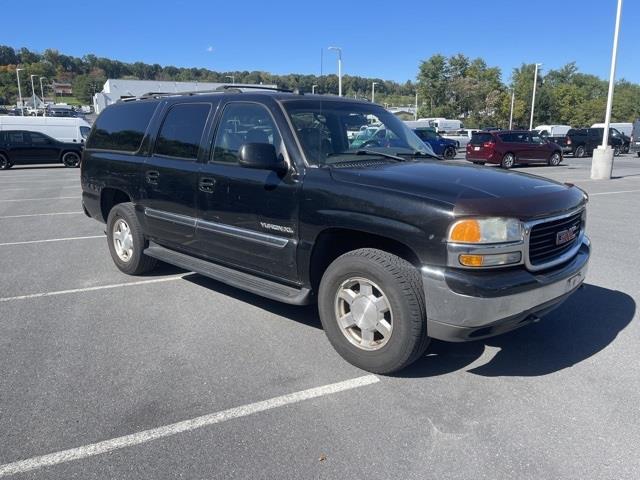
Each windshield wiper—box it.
[327,149,405,162]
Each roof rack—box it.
[120,84,296,103]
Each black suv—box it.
[81,88,590,374]
[0,130,83,169]
[566,128,624,157]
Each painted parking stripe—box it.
[0,196,78,202]
[0,375,379,477]
[0,276,184,302]
[0,186,79,193]
[589,189,640,196]
[0,235,104,247]
[0,212,83,219]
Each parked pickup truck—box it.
[566,128,624,157]
[81,88,590,374]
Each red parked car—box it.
[465,130,563,168]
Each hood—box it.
[329,160,587,220]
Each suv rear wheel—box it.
[443,146,456,159]
[574,145,586,158]
[501,153,515,169]
[0,153,12,170]
[318,248,429,374]
[106,203,157,275]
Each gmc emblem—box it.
[556,225,578,246]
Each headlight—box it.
[448,218,523,244]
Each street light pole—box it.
[30,74,37,111]
[371,82,377,103]
[312,84,318,94]
[529,63,541,131]
[591,0,623,180]
[509,90,515,130]
[328,46,342,96]
[414,92,418,121]
[39,77,47,116]
[16,67,24,115]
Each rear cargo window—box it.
[469,133,493,145]
[86,101,158,152]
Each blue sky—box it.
[3,0,638,84]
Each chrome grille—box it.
[528,211,583,266]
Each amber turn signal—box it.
[449,220,481,243]
[459,254,484,267]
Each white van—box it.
[534,125,572,138]
[416,117,463,133]
[591,122,633,137]
[0,116,91,144]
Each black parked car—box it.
[81,88,590,374]
[0,130,83,169]
[566,127,624,157]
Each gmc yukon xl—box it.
[81,87,590,374]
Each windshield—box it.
[283,100,431,165]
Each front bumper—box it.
[422,237,590,342]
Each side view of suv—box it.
[465,130,563,168]
[0,130,83,169]
[410,127,458,159]
[566,128,624,157]
[81,88,589,374]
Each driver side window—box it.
[211,103,281,164]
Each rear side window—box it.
[499,132,528,143]
[154,103,211,160]
[469,133,493,145]
[7,131,27,144]
[86,101,158,152]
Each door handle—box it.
[145,170,160,184]
[199,177,216,193]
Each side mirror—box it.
[239,143,286,173]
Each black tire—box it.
[106,202,157,275]
[472,161,485,165]
[574,145,586,158]
[623,144,629,154]
[614,146,621,157]
[61,151,81,168]
[318,248,429,374]
[0,153,12,170]
[501,152,515,169]
[443,146,456,160]
[548,152,562,166]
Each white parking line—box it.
[0,212,83,219]
[0,180,78,184]
[0,196,79,202]
[0,276,184,302]
[0,235,104,247]
[0,186,79,193]
[0,375,379,477]
[589,189,640,196]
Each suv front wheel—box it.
[106,203,157,275]
[318,248,429,374]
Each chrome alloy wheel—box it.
[112,218,134,262]
[334,277,393,351]
[550,152,561,166]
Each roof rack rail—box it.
[119,84,296,103]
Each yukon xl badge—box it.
[260,222,294,235]
[556,225,578,246]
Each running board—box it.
[144,243,312,305]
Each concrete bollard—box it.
[591,146,614,180]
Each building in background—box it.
[52,82,73,96]
[93,79,276,113]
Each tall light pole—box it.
[509,89,515,130]
[414,92,418,121]
[371,82,378,103]
[328,46,342,96]
[592,0,623,180]
[225,75,235,84]
[15,67,24,115]
[312,84,318,94]
[529,63,542,130]
[39,77,47,116]
[30,74,37,110]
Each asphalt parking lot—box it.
[1,155,639,479]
